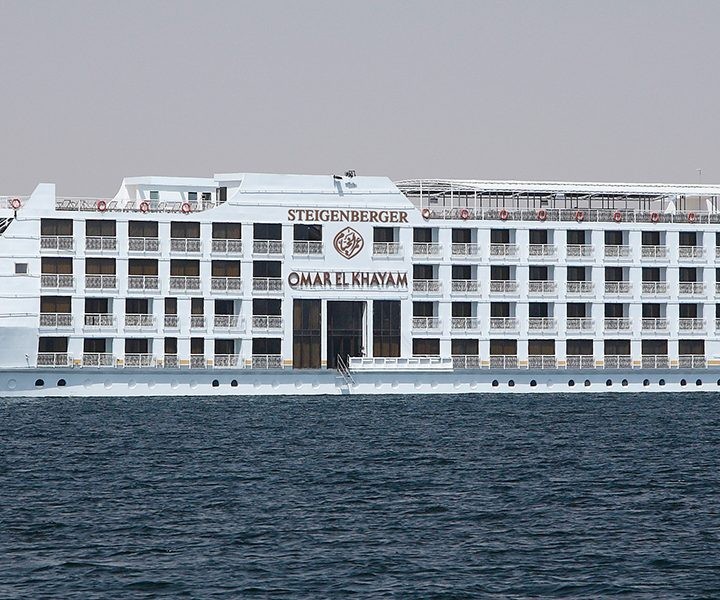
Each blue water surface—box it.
[1,393,719,599]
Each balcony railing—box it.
[214,315,241,329]
[372,242,401,256]
[85,274,117,290]
[85,313,115,328]
[37,352,70,367]
[86,236,117,252]
[170,238,202,253]
[128,275,159,291]
[82,353,114,367]
[412,316,441,330]
[252,277,283,292]
[253,240,283,255]
[604,281,632,295]
[566,281,594,295]
[678,246,705,260]
[214,354,240,368]
[164,315,179,328]
[190,315,206,329]
[190,355,206,369]
[490,243,518,258]
[451,317,479,330]
[566,317,594,331]
[293,241,323,255]
[604,355,632,369]
[451,243,480,257]
[528,355,557,369]
[124,314,155,328]
[39,313,73,328]
[642,318,669,331]
[566,355,595,369]
[41,274,74,289]
[169,276,201,291]
[40,235,74,251]
[128,237,160,253]
[489,280,518,294]
[490,317,518,331]
[528,281,557,295]
[678,318,705,332]
[413,242,442,256]
[604,245,631,259]
[528,244,556,258]
[641,282,668,296]
[211,239,243,254]
[252,315,283,329]
[716,318,720,331]
[641,245,668,260]
[528,317,557,331]
[566,244,593,258]
[489,355,518,369]
[412,279,441,294]
[605,317,632,331]
[678,355,706,368]
[164,354,179,368]
[642,355,669,369]
[211,277,242,292]
[452,355,481,369]
[451,280,480,294]
[124,353,153,367]
[678,282,705,296]
[252,354,283,369]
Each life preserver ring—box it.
[181,202,191,214]
[688,212,696,223]
[613,211,622,223]
[460,208,470,220]
[96,200,107,212]
[139,201,150,213]
[499,208,509,221]
[537,209,547,221]
[10,198,21,210]
[421,208,431,220]
[575,210,584,222]
[650,211,659,223]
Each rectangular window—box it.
[253,338,281,354]
[253,299,281,316]
[165,297,177,315]
[253,261,281,278]
[39,337,68,352]
[373,227,395,243]
[165,337,177,354]
[451,228,471,244]
[253,223,282,240]
[150,191,159,200]
[566,303,587,317]
[40,296,71,313]
[412,338,439,356]
[41,257,72,274]
[15,263,28,274]
[293,299,321,368]
[566,339,593,355]
[293,224,322,241]
[490,339,516,355]
[86,220,116,237]
[373,300,400,358]
[128,259,158,275]
[451,339,478,355]
[567,230,587,245]
[212,223,242,239]
[170,222,200,238]
[85,258,116,274]
[413,228,433,243]
[128,221,158,238]
[212,260,241,277]
[191,298,204,315]
[170,260,199,276]
[188,191,198,201]
[41,219,73,236]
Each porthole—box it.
[622,379,628,387]
[717,379,720,386]
[231,380,238,387]
[568,379,575,387]
[212,379,219,387]
[584,379,591,387]
[530,380,537,387]
[508,380,515,387]
[491,380,499,387]
[659,378,666,386]
[34,378,44,387]
[606,379,612,387]
[643,379,650,387]
[57,379,66,387]
[680,379,687,387]
[696,379,702,386]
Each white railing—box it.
[566,244,593,258]
[85,313,115,328]
[716,318,720,331]
[716,282,720,295]
[412,316,441,330]
[128,275,160,290]
[372,242,401,256]
[605,281,632,295]
[251,354,283,369]
[528,244,556,258]
[412,279,441,293]
[349,356,453,371]
[642,318,669,331]
[451,243,480,257]
[40,236,74,251]
[528,317,557,331]
[641,282,668,295]
[170,238,202,253]
[293,241,324,255]
[39,313,73,328]
[85,274,117,290]
[124,314,155,328]
[190,315,206,329]
[566,317,594,331]
[451,280,480,294]
[190,355,206,369]
[604,245,631,259]
[253,240,283,255]
[641,355,670,369]
[214,315,240,328]
[252,277,283,292]
[211,277,243,291]
[41,274,74,289]
[678,246,705,260]
[214,354,240,368]
[413,242,442,256]
[37,352,70,367]
[252,315,283,329]
[489,280,518,294]
[452,355,481,369]
[86,236,117,252]
[489,355,518,369]
[528,281,557,295]
[604,355,632,369]
[83,353,114,367]
[678,355,706,368]
[124,353,153,367]
[528,355,557,369]
[605,317,632,330]
[566,355,595,369]
[451,317,479,330]
[566,281,594,295]
[128,237,160,252]
[164,315,179,328]
[164,354,179,368]
[678,282,705,295]
[169,276,201,291]
[641,245,668,259]
[678,318,705,332]
[490,243,518,258]
[211,239,243,254]
[490,317,518,330]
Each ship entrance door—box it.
[327,301,365,369]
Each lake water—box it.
[2,393,719,598]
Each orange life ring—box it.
[688,212,696,223]
[421,208,431,219]
[575,210,584,222]
[10,198,21,210]
[460,208,470,220]
[499,208,509,221]
[181,202,191,214]
[537,209,547,221]
[96,200,107,212]
[139,201,150,213]
[613,211,622,223]
[650,212,659,223]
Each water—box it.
[2,394,720,599]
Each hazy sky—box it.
[1,0,719,196]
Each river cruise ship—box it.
[2,171,720,396]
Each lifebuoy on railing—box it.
[613,211,622,223]
[421,208,431,220]
[96,200,107,212]
[575,210,584,222]
[650,211,659,223]
[139,201,150,213]
[10,198,21,210]
[537,209,547,221]
[181,202,191,214]
[499,208,509,221]
[460,208,470,220]
[688,212,696,223]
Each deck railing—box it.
[128,237,160,252]
[211,239,243,254]
[292,241,324,255]
[372,242,401,256]
[85,275,117,290]
[85,313,115,328]
[128,275,160,290]
[252,315,283,329]
[170,238,202,253]
[450,280,480,294]
[39,313,73,328]
[40,236,74,251]
[251,355,283,369]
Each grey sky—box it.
[1,0,719,196]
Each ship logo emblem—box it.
[333,227,364,259]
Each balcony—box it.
[451,317,479,330]
[39,313,73,329]
[678,355,706,368]
[412,316,441,330]
[566,317,594,332]
[413,242,442,257]
[641,355,670,369]
[85,236,117,253]
[490,244,519,259]
[451,243,480,258]
[678,282,705,296]
[124,353,153,367]
[211,277,242,292]
[489,355,518,369]
[528,355,557,369]
[164,315,179,329]
[604,281,632,296]
[124,314,155,329]
[566,244,593,259]
[489,317,518,332]
[293,241,324,256]
[253,240,283,255]
[528,244,556,259]
[641,282,668,296]
[252,315,283,330]
[641,245,668,260]
[641,318,669,332]
[412,279,442,294]
[40,235,74,252]
[678,246,705,261]
[84,313,115,329]
[566,355,595,369]
[372,242,402,257]
[85,274,117,290]
[190,355,206,369]
[82,353,114,367]
[603,355,632,369]
[566,281,594,296]
[190,316,206,329]
[211,239,243,254]
[252,354,283,369]
[214,354,240,368]
[128,275,160,291]
[450,280,480,294]
[452,355,481,369]
[37,352,70,367]
[170,238,202,253]
[128,237,160,253]
[214,315,242,329]
[489,280,518,295]
[252,277,283,293]
[528,317,557,332]
[164,354,179,368]
[41,274,74,290]
[604,317,632,331]
[604,245,631,260]
[678,318,705,333]
[169,276,201,291]
[527,281,557,296]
